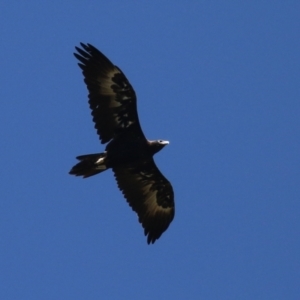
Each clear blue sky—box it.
[1,2,299,299]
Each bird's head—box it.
[149,140,170,154]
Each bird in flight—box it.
[69,43,174,244]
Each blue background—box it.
[1,2,299,299]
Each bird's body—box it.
[69,43,174,244]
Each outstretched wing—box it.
[74,43,145,144]
[113,159,174,244]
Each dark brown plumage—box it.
[69,43,174,244]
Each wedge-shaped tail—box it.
[69,152,107,178]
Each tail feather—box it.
[69,152,108,178]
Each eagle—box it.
[69,43,174,244]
